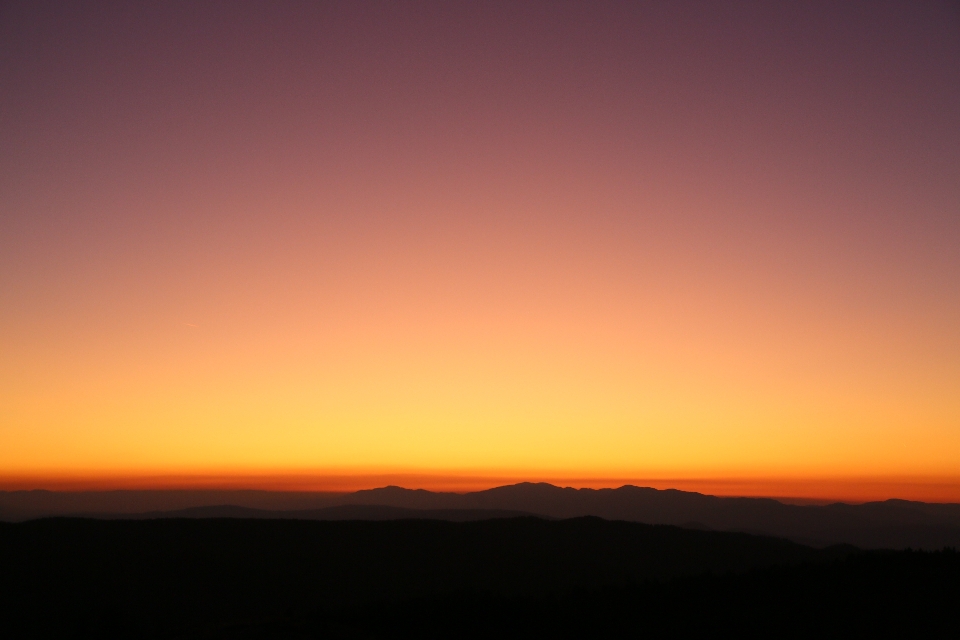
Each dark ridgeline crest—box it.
[4,481,960,549]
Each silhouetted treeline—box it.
[1,517,956,638]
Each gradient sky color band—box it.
[1,1,958,499]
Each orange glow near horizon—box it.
[2,3,958,503]
[3,472,960,505]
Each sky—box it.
[2,1,959,501]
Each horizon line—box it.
[3,473,960,504]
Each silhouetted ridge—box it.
[4,483,960,548]
[345,483,960,549]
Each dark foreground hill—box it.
[4,482,960,548]
[1,517,957,638]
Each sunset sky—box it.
[2,1,959,501]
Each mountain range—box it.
[3,482,959,549]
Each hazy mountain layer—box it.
[4,482,960,549]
